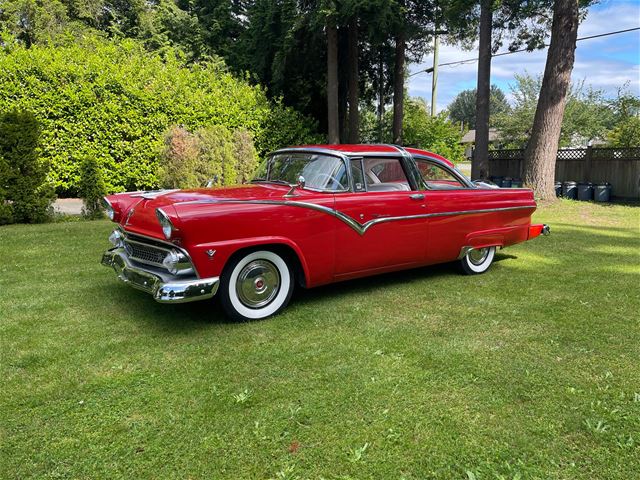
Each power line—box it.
[409,26,640,77]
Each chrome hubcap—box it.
[468,247,489,265]
[236,260,280,309]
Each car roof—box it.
[294,144,454,168]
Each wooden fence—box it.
[487,147,640,199]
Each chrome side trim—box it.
[178,199,535,236]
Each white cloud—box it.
[408,0,640,112]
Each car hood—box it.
[112,184,290,239]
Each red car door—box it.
[333,156,428,277]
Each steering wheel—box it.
[315,173,346,190]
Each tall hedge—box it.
[0,35,321,196]
[0,110,55,224]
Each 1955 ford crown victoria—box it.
[101,144,549,320]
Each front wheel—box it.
[219,250,294,321]
[460,246,496,275]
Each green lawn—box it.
[1,201,639,479]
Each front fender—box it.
[188,236,312,287]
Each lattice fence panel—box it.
[591,147,640,161]
[488,149,523,160]
[557,149,587,161]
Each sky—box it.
[407,0,640,113]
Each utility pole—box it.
[431,33,439,116]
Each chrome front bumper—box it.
[101,248,219,303]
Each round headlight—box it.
[102,198,115,221]
[155,208,175,240]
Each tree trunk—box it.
[471,0,492,180]
[347,17,360,143]
[392,30,405,145]
[523,0,579,201]
[338,27,349,143]
[327,22,340,144]
[377,50,384,142]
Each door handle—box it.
[410,193,425,200]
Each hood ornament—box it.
[124,208,135,226]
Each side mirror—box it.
[285,176,305,197]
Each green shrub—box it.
[257,99,325,155]
[159,125,261,189]
[0,35,271,195]
[78,156,106,219]
[607,116,640,148]
[197,125,237,186]
[0,110,55,224]
[403,99,466,164]
[158,126,202,189]
[232,128,259,184]
[359,98,466,164]
[0,35,322,195]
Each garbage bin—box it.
[501,177,512,188]
[490,176,504,187]
[562,181,578,199]
[577,182,593,201]
[511,178,523,188]
[594,183,612,202]
[555,181,562,197]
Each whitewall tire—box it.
[460,246,496,275]
[220,250,294,321]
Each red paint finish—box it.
[104,145,546,288]
[528,224,545,239]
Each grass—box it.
[1,200,639,479]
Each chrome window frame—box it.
[411,154,474,190]
[263,148,352,194]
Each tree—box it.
[346,16,359,143]
[0,110,55,223]
[448,85,511,129]
[495,74,615,148]
[607,117,640,148]
[403,98,466,163]
[326,20,339,143]
[523,0,580,201]
[472,0,492,180]
[392,27,405,144]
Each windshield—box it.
[253,153,348,191]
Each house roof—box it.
[460,128,501,144]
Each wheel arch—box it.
[222,239,310,289]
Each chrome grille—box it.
[124,238,169,267]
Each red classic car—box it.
[101,144,549,320]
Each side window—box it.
[362,158,411,192]
[350,158,366,192]
[416,160,466,190]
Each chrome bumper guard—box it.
[101,248,219,304]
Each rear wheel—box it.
[219,250,294,321]
[460,246,496,275]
